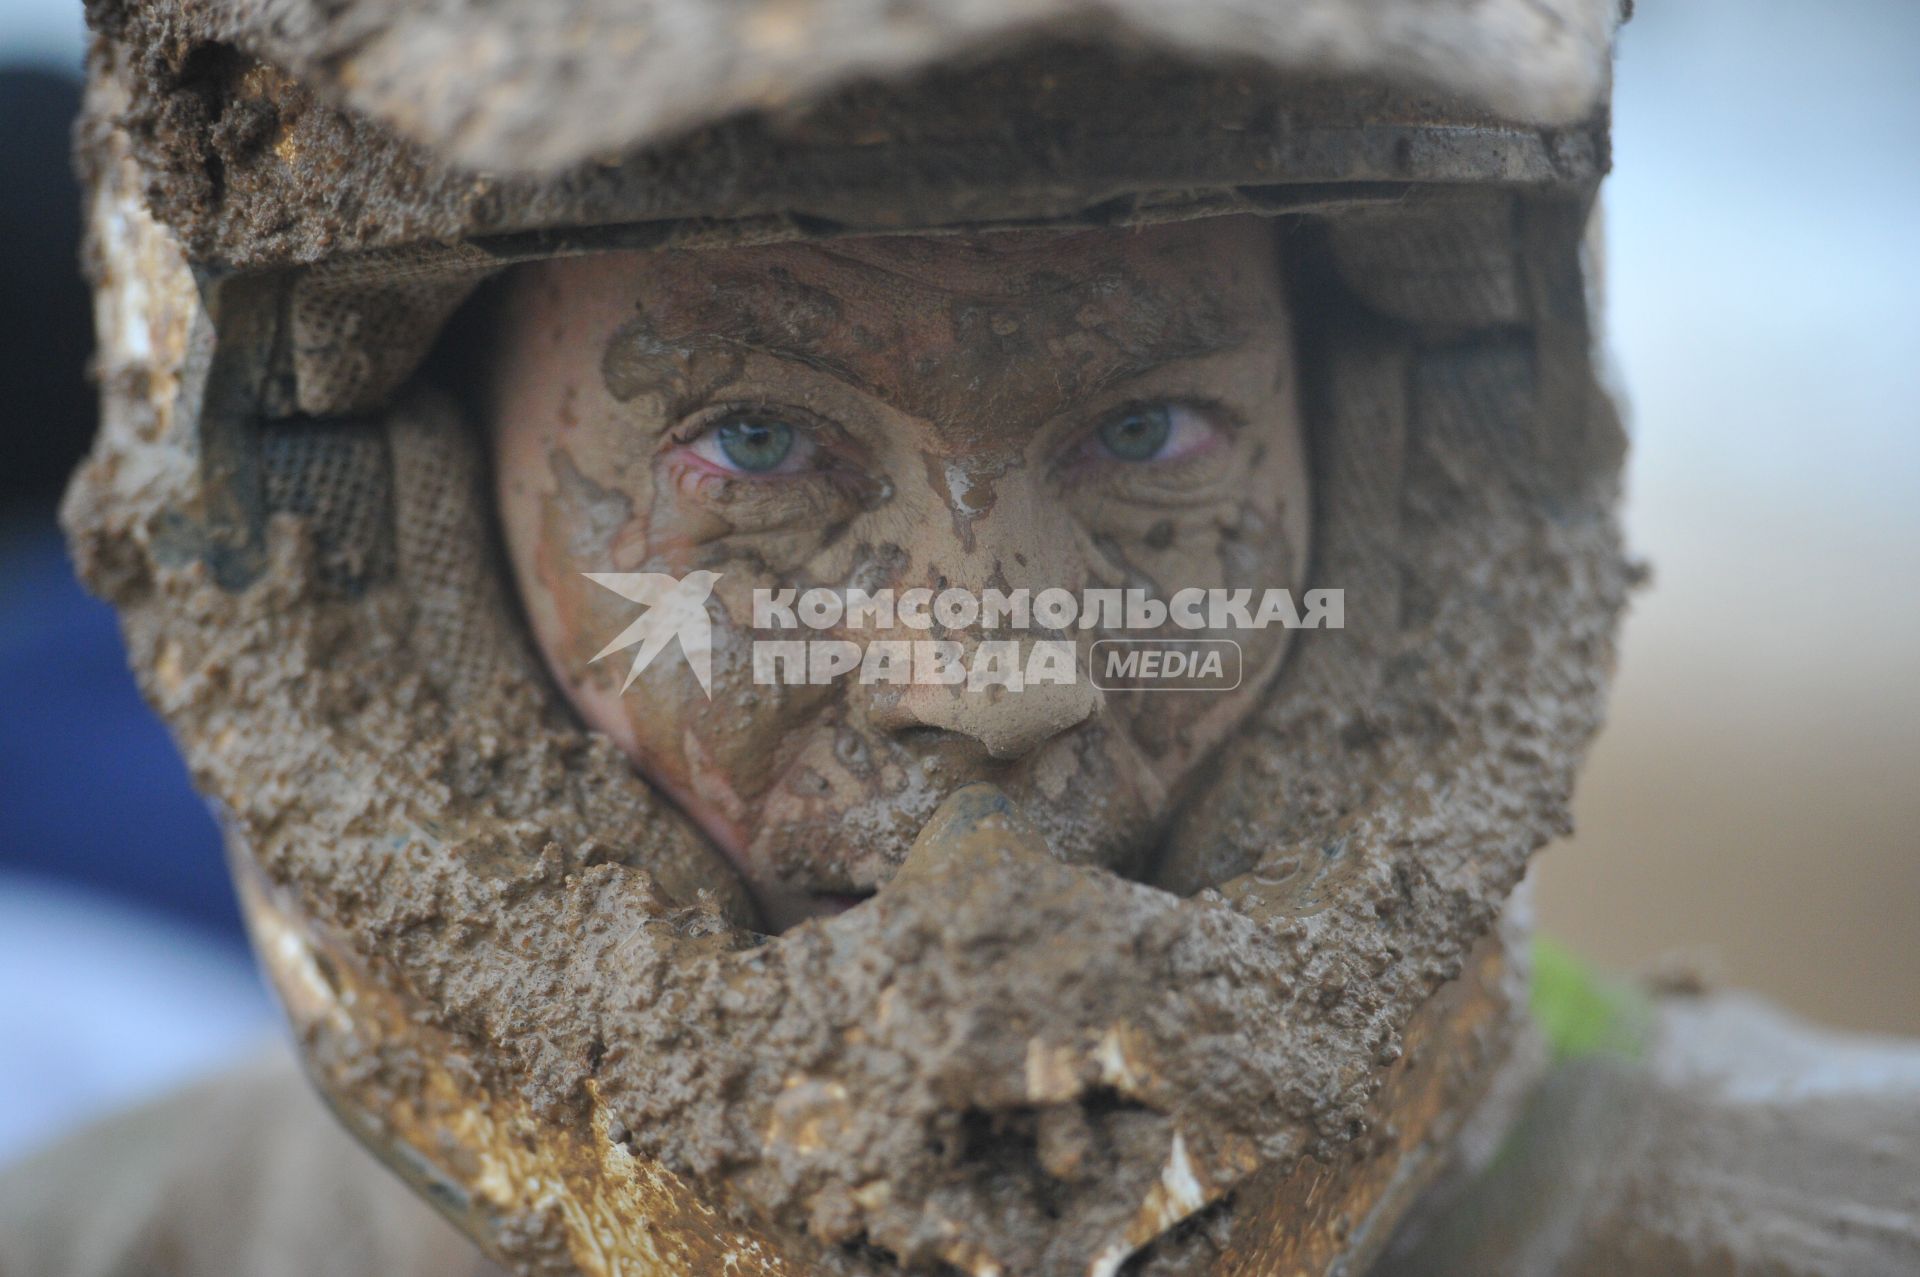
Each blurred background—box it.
[1531,0,1920,1040]
[1,0,1915,1167]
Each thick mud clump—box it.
[68,41,1627,1269]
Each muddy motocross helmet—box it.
[68,1,1629,1273]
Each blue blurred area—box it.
[0,52,241,947]
[0,38,271,1166]
[0,872,271,1161]
[0,511,273,1168]
[0,518,242,944]
[0,0,80,70]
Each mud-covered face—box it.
[489,217,1309,927]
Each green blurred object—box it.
[1530,936,1651,1062]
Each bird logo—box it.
[582,570,722,697]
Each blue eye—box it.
[715,418,795,472]
[687,413,819,476]
[1087,403,1223,465]
[1096,405,1173,461]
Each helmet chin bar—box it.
[240,801,1539,1277]
[69,46,1628,1275]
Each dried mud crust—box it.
[86,0,1613,181]
[81,0,1608,272]
[68,72,1630,1273]
[66,353,1627,1277]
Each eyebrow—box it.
[601,269,1259,426]
[1076,325,1256,398]
[701,334,873,393]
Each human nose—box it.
[870,494,1103,758]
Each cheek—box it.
[498,469,642,755]
[1099,489,1310,781]
[493,373,665,755]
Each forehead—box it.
[524,216,1288,430]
